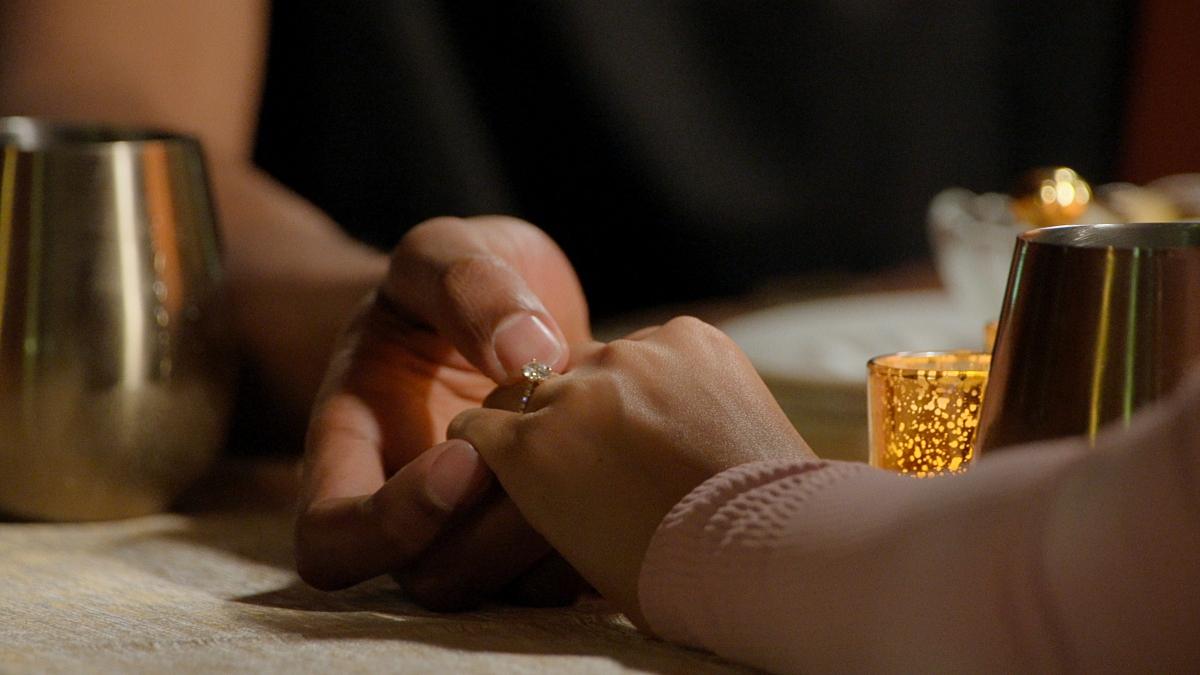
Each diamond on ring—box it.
[517,360,554,413]
[521,360,554,383]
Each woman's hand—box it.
[296,215,591,609]
[449,317,815,625]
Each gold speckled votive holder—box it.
[867,351,990,477]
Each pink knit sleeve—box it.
[639,371,1200,674]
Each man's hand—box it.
[296,215,591,609]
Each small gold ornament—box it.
[1010,166,1093,228]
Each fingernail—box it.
[493,313,564,376]
[426,440,492,511]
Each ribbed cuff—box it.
[637,459,872,647]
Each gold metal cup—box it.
[0,118,234,520]
[977,222,1200,453]
[867,351,990,477]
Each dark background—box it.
[255,1,1135,319]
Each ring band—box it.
[516,360,554,413]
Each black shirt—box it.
[255,1,1133,318]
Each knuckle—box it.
[592,339,636,368]
[590,341,617,366]
[665,315,730,348]
[390,217,462,268]
[446,408,477,442]
[405,216,467,247]
[439,255,513,303]
[664,314,712,334]
[601,339,652,374]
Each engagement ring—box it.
[517,360,554,413]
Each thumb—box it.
[383,217,577,382]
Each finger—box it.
[392,494,553,611]
[480,339,607,418]
[301,390,389,509]
[295,438,493,590]
[384,216,586,382]
[478,338,602,416]
[447,405,523,461]
[482,382,532,413]
[481,361,571,413]
[448,408,555,530]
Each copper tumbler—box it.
[0,118,234,520]
[976,222,1200,453]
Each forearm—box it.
[639,371,1200,673]
[2,0,389,436]
[213,161,387,427]
[640,455,1083,672]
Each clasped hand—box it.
[297,216,812,619]
[297,215,589,609]
[452,316,813,625]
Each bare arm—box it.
[0,0,387,431]
[2,2,598,606]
